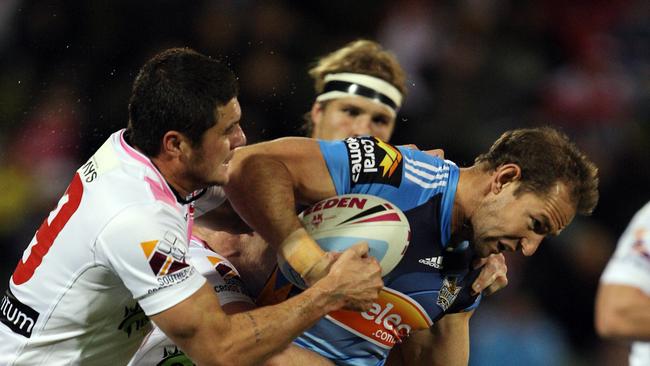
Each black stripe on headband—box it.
[322,80,398,110]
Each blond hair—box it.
[309,39,407,96]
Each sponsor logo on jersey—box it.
[157,346,193,366]
[207,256,249,296]
[344,136,402,188]
[117,303,150,337]
[0,289,39,338]
[140,232,189,277]
[436,277,462,311]
[418,256,443,268]
[326,287,432,349]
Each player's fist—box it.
[471,253,508,296]
[322,242,383,312]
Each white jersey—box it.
[601,201,650,366]
[0,130,224,365]
[128,236,254,365]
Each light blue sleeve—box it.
[318,139,351,195]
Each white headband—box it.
[316,73,403,114]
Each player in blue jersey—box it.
[224,127,599,365]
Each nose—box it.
[352,116,372,137]
[520,235,544,256]
[230,124,247,149]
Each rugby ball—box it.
[278,194,411,288]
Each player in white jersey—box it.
[0,48,383,365]
[596,201,650,366]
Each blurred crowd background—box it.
[0,1,648,365]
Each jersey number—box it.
[12,173,84,285]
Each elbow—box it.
[595,311,616,338]
[595,306,629,339]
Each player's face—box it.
[311,97,396,142]
[188,98,246,186]
[470,181,576,258]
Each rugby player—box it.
[225,126,600,365]
[0,48,383,365]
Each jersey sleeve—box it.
[600,203,650,294]
[188,239,254,306]
[96,204,206,316]
[318,139,351,195]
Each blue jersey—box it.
[257,137,481,366]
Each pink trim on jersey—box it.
[187,206,194,243]
[144,176,177,207]
[189,234,206,248]
[118,130,178,209]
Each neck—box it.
[452,165,491,238]
[150,155,193,198]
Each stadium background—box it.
[0,1,648,365]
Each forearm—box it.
[224,282,340,363]
[596,284,650,340]
[162,281,341,366]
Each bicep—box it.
[231,137,337,203]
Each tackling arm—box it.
[153,242,381,366]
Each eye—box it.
[530,217,547,235]
[342,107,361,117]
[372,116,390,126]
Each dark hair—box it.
[475,127,599,215]
[127,48,239,156]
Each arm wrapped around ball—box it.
[225,138,337,284]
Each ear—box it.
[160,131,188,157]
[310,102,324,128]
[491,163,521,194]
